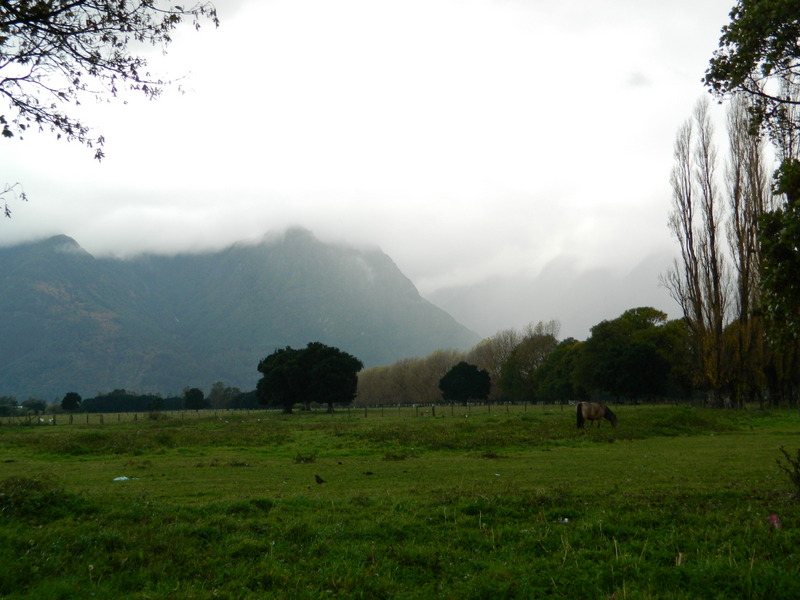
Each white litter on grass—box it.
[113,476,132,481]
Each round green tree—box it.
[257,342,363,413]
[61,392,82,411]
[439,362,491,404]
[183,388,207,411]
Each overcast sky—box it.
[2,0,742,340]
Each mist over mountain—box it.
[0,229,479,400]
[428,252,679,340]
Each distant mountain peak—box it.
[254,226,316,247]
[41,234,92,258]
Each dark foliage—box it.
[80,389,182,413]
[183,387,208,410]
[257,342,363,413]
[61,391,82,411]
[705,0,800,131]
[438,361,491,403]
[760,160,800,345]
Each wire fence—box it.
[0,401,574,427]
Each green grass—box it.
[1,405,799,599]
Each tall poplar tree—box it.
[663,99,730,405]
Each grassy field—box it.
[1,405,799,599]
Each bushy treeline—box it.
[81,390,183,413]
[4,302,794,414]
[357,308,700,407]
[1,383,262,415]
[71,385,260,413]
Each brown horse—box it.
[576,402,618,429]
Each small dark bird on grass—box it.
[315,474,325,484]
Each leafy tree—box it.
[463,328,520,399]
[207,381,243,409]
[146,396,165,412]
[21,398,46,414]
[257,346,306,414]
[183,387,207,411]
[532,338,586,403]
[229,390,259,409]
[761,160,800,343]
[497,321,559,401]
[257,342,363,413]
[0,396,18,416]
[653,318,696,400]
[705,0,800,135]
[80,389,181,412]
[576,308,673,402]
[303,342,363,412]
[759,165,800,405]
[61,392,82,411]
[438,361,491,404]
[705,0,800,357]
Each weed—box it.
[481,450,505,459]
[383,451,409,461]
[776,445,800,498]
[223,498,274,516]
[293,451,317,463]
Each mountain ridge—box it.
[0,229,480,399]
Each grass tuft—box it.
[0,475,96,521]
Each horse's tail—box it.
[576,402,584,429]
[604,406,618,428]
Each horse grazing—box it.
[576,402,618,429]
